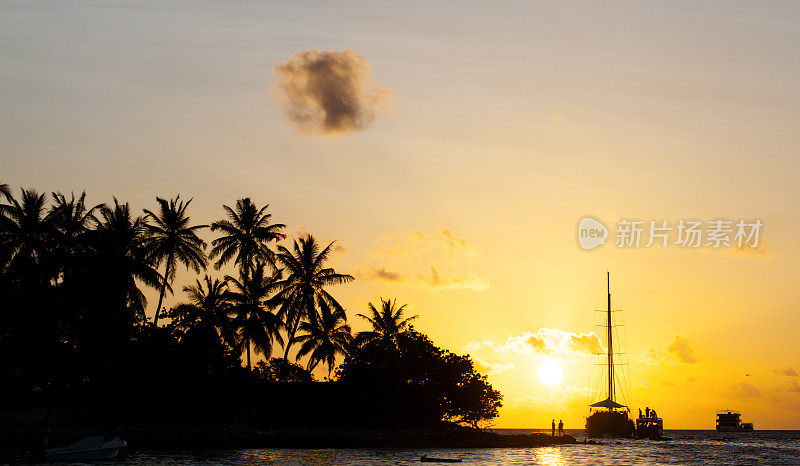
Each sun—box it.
[537,360,563,386]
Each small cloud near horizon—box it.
[359,227,487,291]
[470,328,603,357]
[727,381,761,399]
[421,265,489,291]
[472,355,514,375]
[775,367,798,377]
[273,48,394,136]
[703,241,775,259]
[639,336,699,365]
[360,266,405,283]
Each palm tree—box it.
[225,261,284,372]
[144,196,208,327]
[0,183,10,202]
[0,188,54,277]
[46,192,102,328]
[171,275,235,346]
[47,191,101,258]
[91,199,163,326]
[355,298,417,350]
[209,198,285,280]
[294,299,352,378]
[273,234,354,361]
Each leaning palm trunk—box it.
[283,315,302,361]
[152,253,174,328]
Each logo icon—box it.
[578,217,608,250]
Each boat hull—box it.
[43,436,127,461]
[46,448,120,461]
[585,411,635,438]
[635,418,664,439]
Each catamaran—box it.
[585,273,635,437]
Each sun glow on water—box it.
[537,360,563,386]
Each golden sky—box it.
[2,0,799,429]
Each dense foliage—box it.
[0,183,500,428]
[338,327,502,429]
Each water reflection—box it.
[127,431,800,465]
[534,446,565,465]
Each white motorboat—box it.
[43,436,127,461]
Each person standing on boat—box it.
[645,407,650,418]
[551,419,556,436]
[639,408,643,419]
[558,420,564,436]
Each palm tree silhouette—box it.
[0,188,54,278]
[0,183,10,202]
[356,298,418,350]
[225,261,284,372]
[91,199,163,325]
[294,299,352,378]
[209,198,285,281]
[144,196,207,328]
[172,275,236,347]
[46,192,101,313]
[47,191,101,257]
[273,234,354,361]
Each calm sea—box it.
[124,430,800,464]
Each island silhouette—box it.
[0,183,573,455]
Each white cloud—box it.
[472,355,514,375]
[494,329,603,356]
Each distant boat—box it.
[42,436,127,461]
[716,410,754,432]
[585,273,635,438]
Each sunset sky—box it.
[2,1,799,429]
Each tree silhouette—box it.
[338,328,502,429]
[294,299,352,378]
[225,261,284,372]
[355,298,417,350]
[0,183,10,202]
[0,188,54,279]
[273,234,354,361]
[90,199,163,327]
[144,196,207,327]
[209,198,285,281]
[169,275,235,344]
[47,191,100,258]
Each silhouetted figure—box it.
[651,409,657,419]
[558,419,564,435]
[552,419,556,436]
[645,407,650,418]
[638,408,643,419]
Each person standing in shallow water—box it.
[558,419,564,436]
[551,419,556,436]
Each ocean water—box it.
[123,430,800,464]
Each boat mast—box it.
[607,271,614,410]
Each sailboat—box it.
[585,272,635,437]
